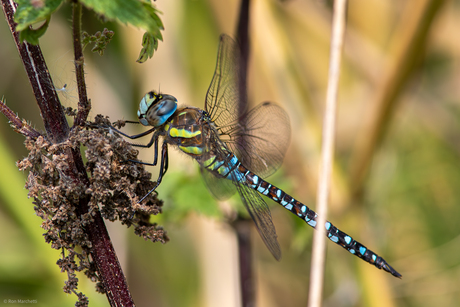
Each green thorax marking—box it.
[164,109,203,138]
[164,114,204,156]
[169,127,202,138]
[178,145,203,155]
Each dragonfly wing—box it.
[200,165,236,200]
[197,126,237,200]
[201,35,282,259]
[205,34,242,129]
[205,35,291,178]
[222,101,291,178]
[232,177,281,260]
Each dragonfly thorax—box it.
[137,91,178,127]
[163,107,210,157]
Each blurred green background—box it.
[1,0,460,306]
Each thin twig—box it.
[0,99,41,139]
[72,0,91,127]
[307,1,347,307]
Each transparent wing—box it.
[197,129,281,260]
[202,35,284,258]
[219,101,291,178]
[232,175,281,260]
[205,34,242,131]
[200,166,236,200]
[205,34,291,178]
[197,123,237,200]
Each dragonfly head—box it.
[137,91,178,127]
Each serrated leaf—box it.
[136,32,159,63]
[80,0,163,62]
[18,17,50,45]
[80,0,164,37]
[14,0,64,32]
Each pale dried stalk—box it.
[307,1,347,307]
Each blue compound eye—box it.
[137,92,177,127]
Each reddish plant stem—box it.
[236,0,250,115]
[235,217,255,307]
[2,0,68,143]
[235,0,254,306]
[72,0,91,127]
[1,1,134,306]
[0,100,41,139]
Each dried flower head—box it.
[17,111,168,305]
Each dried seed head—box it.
[19,112,168,305]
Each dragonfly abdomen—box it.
[202,152,242,179]
[235,163,402,278]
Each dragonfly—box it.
[112,34,401,278]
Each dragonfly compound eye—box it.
[137,92,177,127]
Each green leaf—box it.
[15,0,164,59]
[18,17,50,45]
[80,0,163,62]
[136,32,159,63]
[156,171,223,221]
[80,0,164,36]
[14,0,64,32]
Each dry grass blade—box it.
[308,1,347,307]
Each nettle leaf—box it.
[136,32,159,63]
[14,0,64,43]
[80,0,164,62]
[19,17,50,45]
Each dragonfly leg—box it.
[138,141,169,203]
[124,135,161,167]
[109,125,157,142]
[109,124,163,166]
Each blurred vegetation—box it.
[1,0,460,306]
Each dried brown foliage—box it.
[16,112,168,303]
